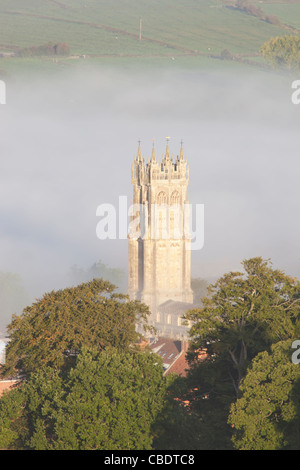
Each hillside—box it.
[0,0,299,74]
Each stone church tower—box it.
[128,141,194,338]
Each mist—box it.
[0,63,299,330]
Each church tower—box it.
[128,141,194,338]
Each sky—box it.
[0,63,299,321]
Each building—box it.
[155,300,195,339]
[148,336,190,376]
[0,378,19,397]
[128,141,195,339]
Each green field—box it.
[258,2,300,29]
[0,0,299,75]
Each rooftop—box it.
[149,336,189,376]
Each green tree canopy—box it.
[182,257,300,448]
[186,257,300,394]
[260,35,300,70]
[0,348,167,450]
[2,278,152,377]
[228,340,300,450]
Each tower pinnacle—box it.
[136,140,142,161]
[164,137,171,162]
[151,140,156,163]
[179,139,184,160]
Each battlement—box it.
[132,142,189,185]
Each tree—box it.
[265,15,281,26]
[152,374,204,450]
[234,0,280,25]
[68,260,126,293]
[191,277,209,304]
[55,42,70,56]
[235,0,264,19]
[0,348,167,450]
[228,340,300,450]
[220,49,233,60]
[0,384,28,449]
[183,257,300,448]
[186,257,300,394]
[2,278,152,377]
[260,35,300,70]
[17,42,70,58]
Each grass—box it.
[0,0,297,75]
[0,54,260,82]
[257,3,300,30]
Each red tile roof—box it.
[149,337,190,376]
[0,380,19,396]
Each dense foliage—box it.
[0,348,167,450]
[234,0,281,25]
[1,258,300,450]
[261,35,300,70]
[180,257,300,449]
[229,340,300,449]
[2,278,152,377]
[17,42,70,57]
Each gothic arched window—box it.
[157,191,167,205]
[170,190,180,205]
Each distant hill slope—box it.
[0,0,294,55]
[0,0,299,73]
